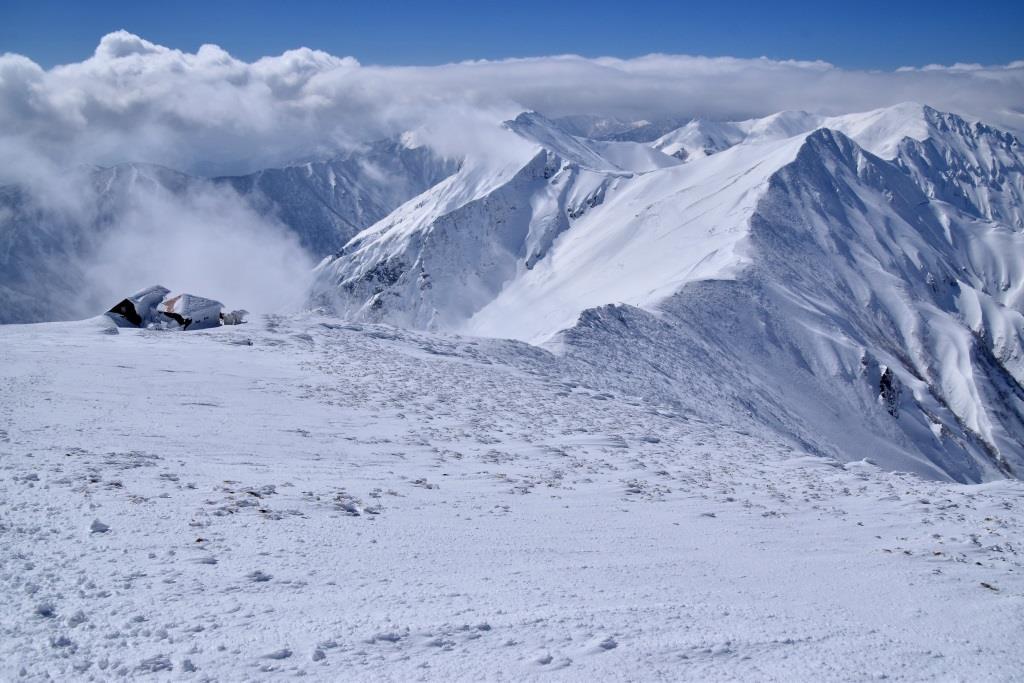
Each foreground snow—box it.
[1,317,1022,680]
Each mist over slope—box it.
[0,143,456,323]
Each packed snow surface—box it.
[1,316,1023,680]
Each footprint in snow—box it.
[34,602,57,618]
[136,654,173,673]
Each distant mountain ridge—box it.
[5,101,1024,482]
[311,103,1024,482]
[214,140,459,255]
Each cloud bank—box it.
[1,31,1021,322]
[1,31,1022,178]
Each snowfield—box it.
[2,316,1023,680]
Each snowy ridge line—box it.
[312,103,1024,482]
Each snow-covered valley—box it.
[2,316,1023,680]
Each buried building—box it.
[158,293,223,330]
[106,285,247,330]
[107,285,170,327]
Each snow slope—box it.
[462,134,804,341]
[216,140,458,255]
[1,315,1022,680]
[312,104,1024,482]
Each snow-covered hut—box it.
[107,285,171,327]
[105,285,244,330]
[158,293,224,330]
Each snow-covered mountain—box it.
[214,140,458,255]
[309,111,685,332]
[0,142,456,323]
[5,98,1024,483]
[553,114,692,143]
[650,110,821,160]
[311,103,1024,482]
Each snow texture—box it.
[1,315,1022,680]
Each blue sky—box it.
[1,0,1022,69]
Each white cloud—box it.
[74,181,315,316]
[0,30,1022,179]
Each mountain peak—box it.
[819,102,932,158]
[504,111,622,171]
[652,103,943,163]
